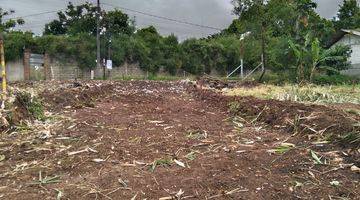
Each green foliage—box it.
[180,36,242,76]
[3,31,36,61]
[310,150,323,165]
[36,33,97,69]
[340,132,360,145]
[150,158,173,172]
[288,34,352,83]
[269,143,295,154]
[15,92,45,121]
[253,71,294,85]
[44,2,134,36]
[334,0,360,30]
[313,74,358,85]
[1,0,357,84]
[320,45,352,75]
[104,9,135,36]
[0,8,24,32]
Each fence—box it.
[5,50,167,82]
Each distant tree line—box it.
[1,0,359,83]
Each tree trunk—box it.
[258,22,266,82]
[309,65,316,83]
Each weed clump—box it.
[12,91,45,123]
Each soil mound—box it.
[190,87,360,146]
[41,81,115,111]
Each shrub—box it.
[252,71,294,85]
[313,74,358,85]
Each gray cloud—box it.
[1,0,354,40]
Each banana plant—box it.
[309,38,347,82]
[289,33,348,83]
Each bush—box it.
[313,74,358,85]
[252,71,294,85]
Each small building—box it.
[330,29,360,77]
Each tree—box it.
[44,2,134,36]
[294,0,317,39]
[44,2,97,35]
[161,34,181,75]
[334,0,360,30]
[0,8,24,33]
[3,31,35,61]
[232,0,268,81]
[0,8,26,62]
[289,34,351,83]
[103,10,135,36]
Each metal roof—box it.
[341,29,360,37]
[328,29,360,47]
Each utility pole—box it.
[0,33,6,108]
[96,0,101,76]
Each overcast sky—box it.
[0,0,351,40]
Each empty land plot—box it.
[0,81,359,199]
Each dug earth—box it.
[0,80,359,199]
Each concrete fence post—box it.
[23,49,31,81]
[43,52,50,80]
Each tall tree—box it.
[44,2,134,36]
[44,2,97,35]
[232,0,268,81]
[334,0,360,30]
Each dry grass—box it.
[225,84,360,104]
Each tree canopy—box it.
[1,0,358,84]
[44,2,134,36]
[334,0,360,30]
[0,8,24,33]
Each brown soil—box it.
[198,77,259,90]
[191,87,360,147]
[41,81,115,111]
[0,81,359,200]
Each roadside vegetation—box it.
[0,1,359,199]
[1,0,360,84]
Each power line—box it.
[4,10,62,21]
[101,2,222,31]
[3,0,90,20]
[3,1,223,33]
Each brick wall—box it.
[7,51,190,82]
[93,62,146,79]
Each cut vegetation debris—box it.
[268,143,295,154]
[0,80,359,199]
[29,171,61,186]
[195,84,360,147]
[184,151,197,161]
[186,129,208,140]
[225,84,360,104]
[150,158,173,172]
[310,150,324,165]
[13,91,45,122]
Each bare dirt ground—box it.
[0,81,359,200]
